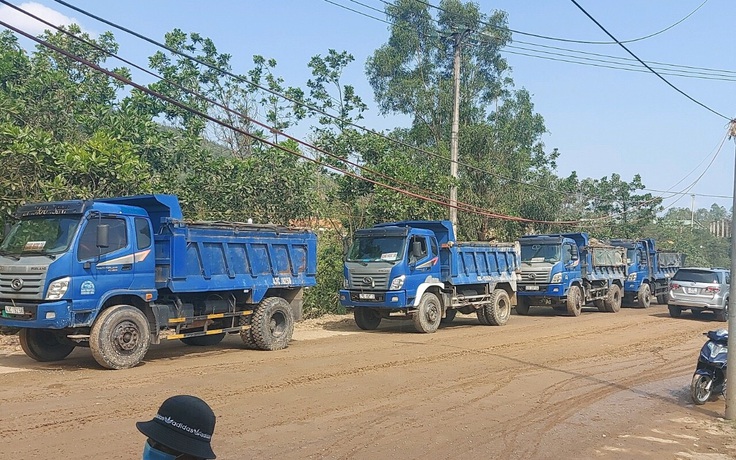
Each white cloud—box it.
[0,2,85,36]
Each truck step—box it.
[164,324,250,340]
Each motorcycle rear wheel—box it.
[691,373,713,405]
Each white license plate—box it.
[686,287,698,294]
[526,286,540,291]
[359,293,376,300]
[4,305,24,315]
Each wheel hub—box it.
[113,321,140,351]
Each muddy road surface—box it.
[1,305,735,459]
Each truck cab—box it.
[518,234,582,299]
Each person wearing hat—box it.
[137,395,217,460]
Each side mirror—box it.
[412,241,422,259]
[96,224,109,248]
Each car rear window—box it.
[672,269,720,283]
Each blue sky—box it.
[2,0,735,213]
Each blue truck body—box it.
[517,233,627,316]
[0,194,317,368]
[339,220,519,333]
[609,238,683,307]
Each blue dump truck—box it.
[609,238,684,308]
[0,195,317,369]
[516,233,626,316]
[338,220,519,333]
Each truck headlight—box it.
[46,277,71,300]
[627,272,637,281]
[551,272,562,283]
[389,275,405,290]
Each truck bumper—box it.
[339,290,408,309]
[0,300,72,329]
[517,283,566,297]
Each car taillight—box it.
[671,283,680,290]
[706,286,720,293]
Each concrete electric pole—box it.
[725,119,736,420]
[449,29,471,236]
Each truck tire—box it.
[637,284,651,309]
[656,294,668,305]
[441,309,457,324]
[477,306,490,325]
[566,286,583,317]
[413,292,441,333]
[623,293,635,306]
[515,297,530,315]
[594,299,606,312]
[482,289,511,326]
[714,300,728,322]
[354,308,382,330]
[180,333,226,346]
[239,314,258,349]
[250,297,294,350]
[19,328,75,362]
[668,305,682,318]
[90,305,151,370]
[604,285,622,313]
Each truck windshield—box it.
[0,216,81,256]
[347,236,406,262]
[521,244,560,263]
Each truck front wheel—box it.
[637,284,651,308]
[90,305,151,370]
[250,297,294,350]
[19,328,75,362]
[482,289,511,326]
[566,286,583,316]
[413,292,441,333]
[354,308,382,330]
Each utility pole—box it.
[726,119,736,420]
[690,194,695,230]
[450,29,471,236]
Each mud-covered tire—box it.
[482,289,511,326]
[594,299,606,312]
[413,292,441,333]
[441,309,457,324]
[239,314,258,349]
[656,294,668,304]
[668,305,682,318]
[691,373,713,405]
[515,297,530,315]
[250,297,294,350]
[477,306,490,325]
[180,333,226,346]
[354,308,382,330]
[604,284,622,313]
[714,300,728,322]
[19,328,75,362]
[566,285,583,316]
[90,305,151,370]
[637,284,651,309]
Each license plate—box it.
[526,286,540,291]
[359,293,376,300]
[4,305,24,315]
[686,287,698,294]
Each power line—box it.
[569,0,731,121]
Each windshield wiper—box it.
[0,250,20,261]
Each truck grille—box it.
[520,269,550,284]
[0,271,46,300]
[349,272,389,290]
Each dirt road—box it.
[1,305,735,459]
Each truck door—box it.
[129,217,155,291]
[408,235,438,273]
[72,216,134,313]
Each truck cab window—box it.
[78,217,128,260]
[409,236,428,263]
[135,218,152,250]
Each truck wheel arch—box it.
[412,282,445,307]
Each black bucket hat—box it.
[137,395,217,459]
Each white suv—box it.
[668,268,730,321]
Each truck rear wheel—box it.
[566,286,583,316]
[90,305,151,370]
[594,299,606,312]
[515,297,530,315]
[354,308,382,330]
[482,289,511,326]
[656,294,668,304]
[413,292,441,333]
[250,297,294,350]
[604,285,622,313]
[441,309,457,324]
[239,314,258,349]
[19,328,75,362]
[637,284,651,309]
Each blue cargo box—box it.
[446,242,519,286]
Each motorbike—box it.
[690,329,728,405]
